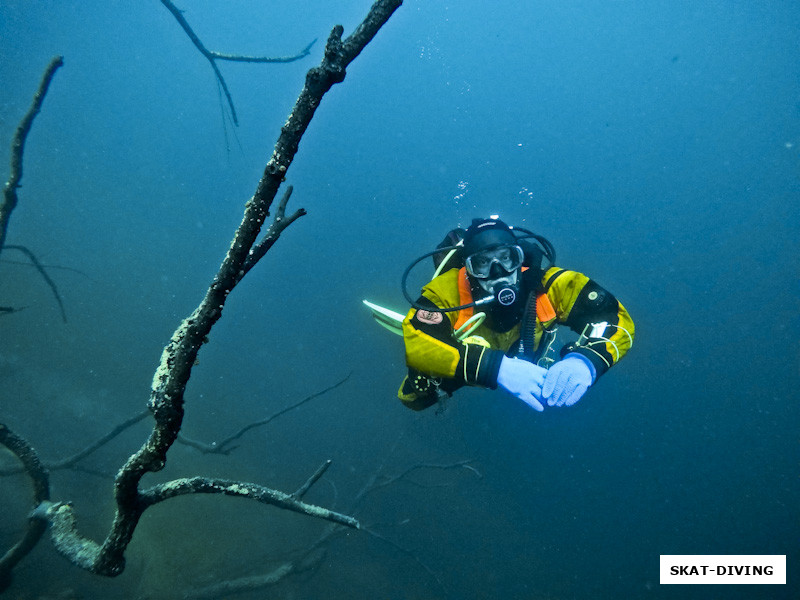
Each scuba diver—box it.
[396,216,634,411]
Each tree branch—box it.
[138,476,357,528]
[0,256,92,279]
[207,38,317,64]
[2,244,67,322]
[0,57,68,322]
[243,185,306,274]
[366,460,482,494]
[0,56,63,257]
[178,372,351,454]
[160,0,317,126]
[34,0,402,578]
[0,410,149,478]
[292,460,332,500]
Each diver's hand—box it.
[542,354,595,407]
[497,356,547,411]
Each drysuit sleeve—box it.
[542,267,635,378]
[402,295,505,389]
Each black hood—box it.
[462,218,516,259]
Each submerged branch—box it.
[47,411,151,471]
[0,56,63,256]
[0,256,92,279]
[292,461,332,500]
[160,0,316,126]
[366,460,482,494]
[139,476,358,528]
[178,372,351,454]
[3,244,67,323]
[0,410,149,478]
[243,185,306,274]
[40,0,402,578]
[207,37,317,64]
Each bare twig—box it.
[0,410,149,477]
[0,256,94,279]
[367,460,482,494]
[360,525,447,592]
[2,244,67,322]
[48,411,151,471]
[292,460,332,500]
[178,372,351,454]
[0,58,68,321]
[243,185,306,273]
[206,39,317,64]
[0,56,63,257]
[160,0,316,126]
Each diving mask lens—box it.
[465,245,524,279]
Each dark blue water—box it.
[1,1,798,598]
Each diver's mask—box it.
[464,244,524,281]
[465,244,525,330]
[465,244,524,297]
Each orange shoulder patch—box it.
[536,293,557,322]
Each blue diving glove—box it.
[542,353,596,407]
[497,356,548,412]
